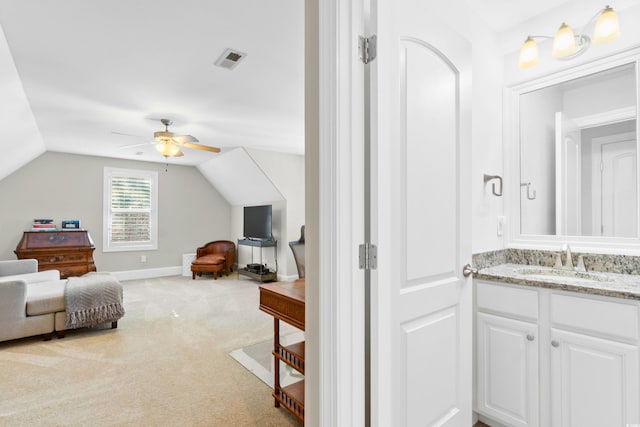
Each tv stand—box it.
[245,237,273,242]
[237,238,277,282]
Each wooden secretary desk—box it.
[15,230,96,279]
[259,279,305,423]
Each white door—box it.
[477,312,539,427]
[555,112,582,235]
[601,139,637,237]
[369,1,472,426]
[550,328,639,426]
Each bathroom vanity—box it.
[485,44,640,426]
[474,262,640,427]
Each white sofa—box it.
[0,259,120,343]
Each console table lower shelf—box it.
[259,279,305,423]
[238,267,277,283]
[274,379,304,421]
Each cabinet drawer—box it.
[56,265,95,279]
[550,293,639,342]
[32,253,89,265]
[477,281,539,320]
[24,231,89,247]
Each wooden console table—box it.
[259,279,305,423]
[15,230,96,279]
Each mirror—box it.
[518,61,638,238]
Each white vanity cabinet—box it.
[476,281,540,427]
[475,280,640,427]
[549,293,639,426]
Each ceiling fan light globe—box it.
[154,130,174,142]
[155,142,181,157]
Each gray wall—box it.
[0,152,231,272]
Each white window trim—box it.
[103,167,158,252]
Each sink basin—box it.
[516,267,612,283]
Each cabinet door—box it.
[550,328,639,427]
[477,312,539,427]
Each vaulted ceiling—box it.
[0,0,632,184]
[0,0,304,179]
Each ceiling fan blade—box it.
[173,149,184,157]
[119,142,152,149]
[173,140,221,153]
[173,134,199,143]
[112,131,144,138]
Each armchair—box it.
[191,240,236,280]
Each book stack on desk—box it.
[31,219,57,232]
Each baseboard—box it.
[111,266,182,281]
[476,412,510,427]
[111,266,298,283]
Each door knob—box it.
[551,340,560,348]
[462,264,477,277]
[526,334,535,341]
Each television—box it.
[243,205,273,240]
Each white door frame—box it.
[306,0,366,425]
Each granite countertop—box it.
[476,263,640,300]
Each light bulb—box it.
[156,143,180,157]
[593,6,620,44]
[552,23,577,58]
[518,37,539,68]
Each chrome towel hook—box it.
[520,182,537,200]
[483,174,503,197]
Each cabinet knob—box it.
[526,334,535,341]
[551,340,560,348]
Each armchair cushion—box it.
[191,254,225,265]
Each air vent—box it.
[214,48,247,70]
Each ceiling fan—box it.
[118,119,221,158]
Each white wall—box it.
[519,86,563,235]
[563,69,636,118]
[469,21,507,253]
[432,2,507,253]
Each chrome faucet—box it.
[561,244,574,270]
[556,244,587,272]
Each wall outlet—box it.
[497,216,506,237]
[140,255,147,263]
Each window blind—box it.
[110,176,152,243]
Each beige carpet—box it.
[0,273,302,426]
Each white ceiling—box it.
[0,0,304,167]
[469,0,573,33]
[0,0,633,173]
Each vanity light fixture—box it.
[517,5,620,68]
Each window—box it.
[103,167,158,252]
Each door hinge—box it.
[359,35,377,64]
[359,243,378,270]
